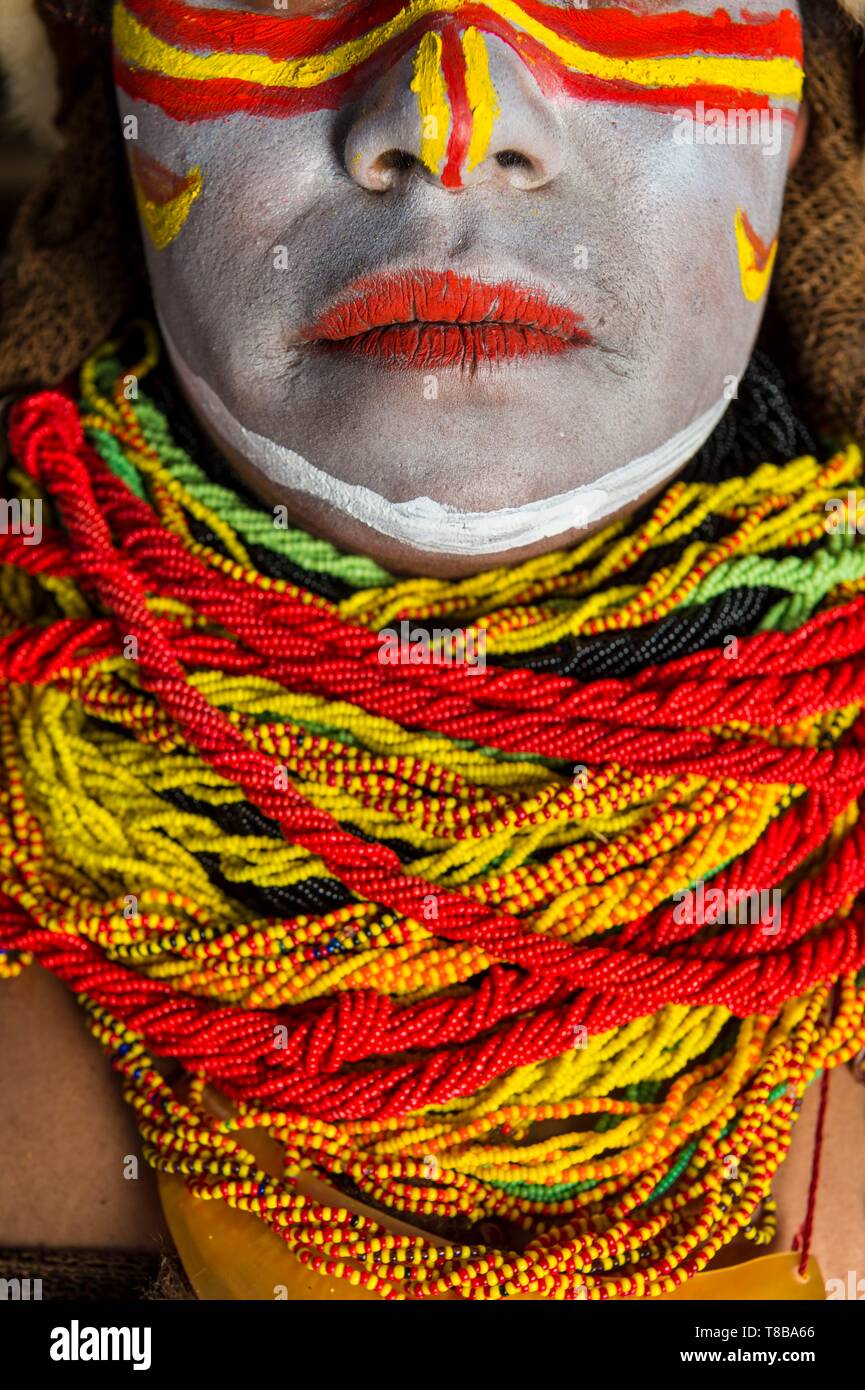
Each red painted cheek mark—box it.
[129,147,202,249]
[735,207,778,302]
[130,147,191,202]
[738,209,774,271]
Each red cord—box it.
[795,1067,831,1279]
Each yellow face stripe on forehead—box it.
[114,1,803,188]
[113,0,804,106]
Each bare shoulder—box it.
[0,967,165,1249]
[769,1065,865,1287]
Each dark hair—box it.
[40,0,113,37]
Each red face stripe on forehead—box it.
[473,8,800,114]
[119,0,381,59]
[118,0,803,65]
[422,3,801,112]
[515,2,803,61]
[115,26,426,121]
[113,0,804,127]
[114,56,797,125]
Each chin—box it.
[218,455,630,580]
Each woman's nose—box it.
[344,27,564,193]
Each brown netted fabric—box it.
[773,0,865,438]
[0,75,144,395]
[0,0,144,397]
[0,1245,195,1300]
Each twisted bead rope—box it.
[1,330,864,1297]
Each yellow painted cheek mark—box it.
[734,207,778,303]
[410,31,450,177]
[462,27,500,172]
[133,163,202,250]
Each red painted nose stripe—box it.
[439,24,473,188]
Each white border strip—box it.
[163,324,728,556]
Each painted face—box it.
[113,0,804,575]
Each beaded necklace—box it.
[1,327,864,1299]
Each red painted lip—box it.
[303,270,592,369]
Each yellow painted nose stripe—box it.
[462,28,500,173]
[410,31,451,177]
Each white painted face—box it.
[114,0,804,575]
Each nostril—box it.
[355,146,419,193]
[378,150,417,173]
[496,150,533,171]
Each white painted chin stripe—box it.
[163,328,728,556]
